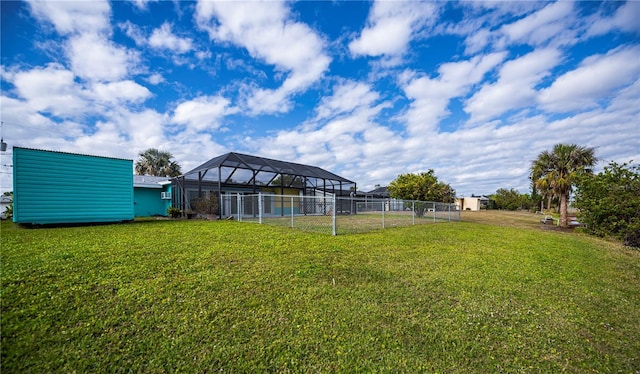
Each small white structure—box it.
[456,195,489,211]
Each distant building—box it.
[364,186,390,199]
[456,194,489,211]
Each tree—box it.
[531,171,554,211]
[574,161,640,248]
[387,170,455,217]
[2,191,13,220]
[531,144,597,227]
[135,148,181,177]
[491,188,531,210]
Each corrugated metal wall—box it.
[134,186,171,217]
[12,147,134,224]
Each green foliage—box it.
[2,191,13,219]
[575,161,640,248]
[491,188,532,211]
[388,169,455,211]
[193,194,219,215]
[3,203,13,219]
[1,217,639,372]
[135,148,181,177]
[166,206,182,218]
[531,144,597,227]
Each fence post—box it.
[412,200,415,225]
[448,203,451,221]
[332,195,337,236]
[258,193,263,224]
[237,193,241,222]
[433,202,436,223]
[291,196,294,228]
[382,199,385,229]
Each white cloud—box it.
[315,80,380,120]
[91,80,151,104]
[172,96,234,132]
[7,63,151,123]
[465,48,561,123]
[195,0,330,115]
[464,28,492,55]
[196,50,212,60]
[26,0,111,35]
[67,33,138,82]
[465,1,544,19]
[241,86,292,115]
[146,73,165,85]
[401,52,507,133]
[108,108,168,151]
[349,1,437,61]
[500,1,575,46]
[246,81,395,181]
[148,22,193,54]
[539,45,640,112]
[11,63,88,117]
[27,1,138,83]
[119,20,147,46]
[586,1,640,37]
[128,0,157,11]
[443,2,549,55]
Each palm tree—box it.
[531,144,597,227]
[531,169,553,211]
[135,148,182,177]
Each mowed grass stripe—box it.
[1,216,639,372]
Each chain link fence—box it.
[220,193,460,235]
[221,194,460,235]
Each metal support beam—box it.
[218,167,222,218]
[280,173,285,217]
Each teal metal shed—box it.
[12,147,134,224]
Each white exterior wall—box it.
[456,197,481,211]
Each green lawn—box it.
[1,213,639,372]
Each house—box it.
[365,186,390,199]
[12,147,134,224]
[456,194,489,211]
[172,152,356,217]
[133,175,172,217]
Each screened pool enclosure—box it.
[172,152,357,217]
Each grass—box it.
[1,212,639,372]
[258,211,459,235]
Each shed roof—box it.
[134,175,171,188]
[183,152,355,185]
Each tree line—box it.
[384,143,638,248]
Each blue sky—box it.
[1,0,639,195]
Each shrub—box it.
[194,194,219,216]
[3,203,13,220]
[167,206,182,218]
[575,161,640,248]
